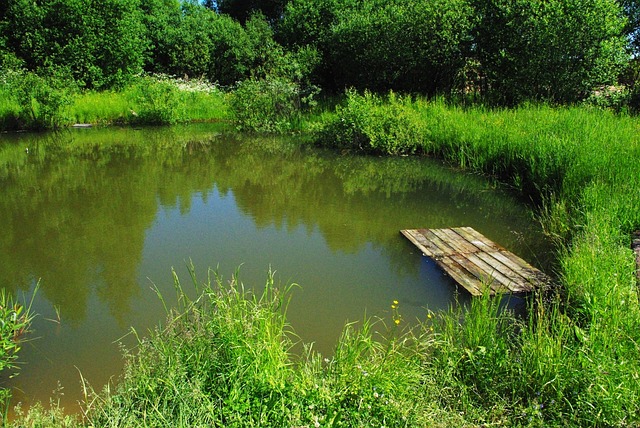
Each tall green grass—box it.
[5,94,640,426]
[319,92,640,425]
[77,266,453,427]
[0,74,230,130]
[1,286,37,421]
[70,77,230,126]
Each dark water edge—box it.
[0,124,554,415]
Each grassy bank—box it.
[0,74,230,131]
[3,93,640,426]
[319,92,640,424]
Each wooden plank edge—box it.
[420,228,458,256]
[400,229,441,257]
[463,252,518,292]
[436,256,485,296]
[474,251,534,292]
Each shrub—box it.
[129,76,184,125]
[10,70,75,130]
[318,90,429,155]
[230,77,318,133]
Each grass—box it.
[70,76,230,126]
[3,92,640,426]
[1,286,37,422]
[318,92,640,425]
[77,265,447,427]
[0,74,230,130]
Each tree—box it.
[1,0,146,88]
[620,0,640,55]
[472,0,628,104]
[207,0,287,24]
[327,0,475,95]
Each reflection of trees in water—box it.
[0,125,548,324]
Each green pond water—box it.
[0,124,553,415]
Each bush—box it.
[230,77,318,133]
[129,76,185,125]
[318,90,429,155]
[10,70,75,130]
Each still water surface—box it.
[0,124,552,414]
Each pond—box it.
[0,124,553,415]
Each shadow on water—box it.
[0,124,555,414]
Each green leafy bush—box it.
[319,90,429,154]
[129,76,184,125]
[230,77,318,133]
[10,70,75,130]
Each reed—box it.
[1,286,37,421]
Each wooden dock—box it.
[401,227,552,296]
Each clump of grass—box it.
[318,91,640,425]
[74,266,461,427]
[83,265,294,426]
[1,286,37,421]
[69,91,131,125]
[317,89,428,155]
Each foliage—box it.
[141,4,285,87]
[1,0,146,89]
[213,0,288,24]
[278,0,629,103]
[472,0,628,104]
[229,43,320,134]
[620,0,640,56]
[583,85,632,113]
[326,0,475,95]
[129,76,185,125]
[318,90,430,155]
[8,70,76,130]
[230,78,305,133]
[1,287,35,420]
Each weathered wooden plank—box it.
[401,227,550,296]
[437,256,484,296]
[421,228,457,256]
[473,251,533,292]
[430,228,469,254]
[465,252,517,291]
[401,229,443,258]
[486,251,538,285]
[453,227,499,253]
[440,228,482,254]
[450,254,494,284]
[458,227,507,251]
